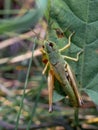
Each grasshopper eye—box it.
[49,42,54,47]
[42,45,45,48]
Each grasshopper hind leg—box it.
[48,70,54,112]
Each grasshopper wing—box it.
[65,62,83,107]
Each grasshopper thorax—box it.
[44,41,61,65]
[44,41,58,53]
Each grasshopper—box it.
[41,33,83,112]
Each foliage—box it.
[0,0,47,34]
[46,0,98,106]
[0,0,98,130]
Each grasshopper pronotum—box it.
[41,33,83,112]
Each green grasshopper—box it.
[41,33,83,112]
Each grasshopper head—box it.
[44,41,58,54]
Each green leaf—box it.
[84,73,98,105]
[47,0,98,105]
[0,0,48,34]
[84,89,98,105]
[53,91,65,103]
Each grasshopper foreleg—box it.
[59,32,74,52]
[42,62,49,74]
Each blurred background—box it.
[0,0,98,130]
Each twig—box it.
[0,117,73,130]
[0,25,44,50]
[0,84,14,96]
[0,49,42,64]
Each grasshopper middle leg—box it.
[62,50,83,61]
